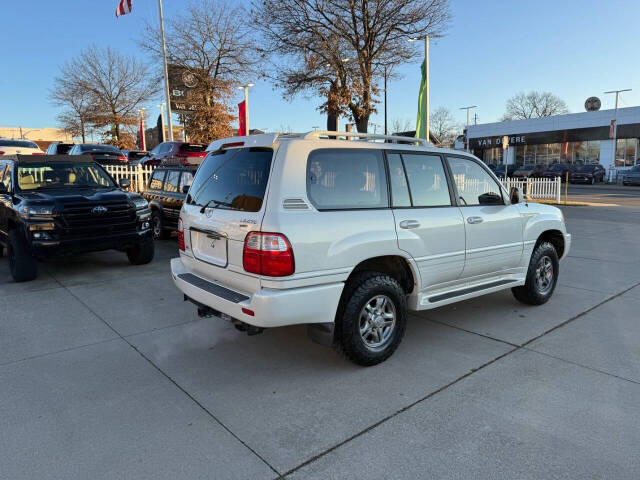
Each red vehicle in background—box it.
[140,142,207,167]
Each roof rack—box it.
[303,131,430,146]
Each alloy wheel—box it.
[535,255,554,294]
[358,295,396,350]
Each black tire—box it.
[590,177,595,185]
[512,241,559,306]
[126,238,155,265]
[336,272,407,366]
[7,229,38,282]
[151,210,170,240]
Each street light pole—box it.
[604,88,631,182]
[157,0,173,141]
[460,105,477,152]
[138,108,146,150]
[384,65,388,135]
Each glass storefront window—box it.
[616,138,637,167]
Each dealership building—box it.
[465,106,640,174]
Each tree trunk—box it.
[355,115,369,133]
[80,119,86,143]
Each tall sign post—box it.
[157,0,173,141]
[604,88,631,182]
[503,135,509,179]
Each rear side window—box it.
[149,169,165,190]
[307,149,388,210]
[188,148,273,212]
[165,170,180,192]
[179,171,194,192]
[402,154,451,207]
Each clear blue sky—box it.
[1,0,639,135]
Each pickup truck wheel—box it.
[512,241,559,305]
[126,238,155,265]
[7,229,38,282]
[151,210,170,240]
[337,273,407,366]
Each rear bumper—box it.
[170,258,344,328]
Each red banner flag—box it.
[115,0,132,17]
[238,100,247,136]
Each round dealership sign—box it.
[584,96,601,112]
[182,71,198,88]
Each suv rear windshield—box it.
[187,148,273,212]
[180,144,206,152]
[0,140,38,148]
[79,144,121,153]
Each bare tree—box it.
[390,117,413,134]
[501,91,569,121]
[253,0,451,132]
[50,82,96,143]
[54,46,158,145]
[430,106,461,146]
[140,0,257,140]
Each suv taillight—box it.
[117,155,127,162]
[243,232,294,277]
[178,217,185,251]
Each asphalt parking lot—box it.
[2,191,640,479]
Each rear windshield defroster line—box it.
[188,147,273,213]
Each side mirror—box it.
[119,178,131,189]
[509,186,522,204]
[182,185,190,194]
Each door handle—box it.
[399,220,420,229]
[467,216,484,224]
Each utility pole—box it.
[604,88,631,182]
[460,106,477,152]
[424,36,429,142]
[157,0,173,141]
[473,113,479,125]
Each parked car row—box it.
[0,139,44,155]
[486,162,606,184]
[41,141,208,168]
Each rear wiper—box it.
[199,199,232,213]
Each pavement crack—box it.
[58,283,283,479]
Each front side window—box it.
[179,171,194,192]
[2,164,12,190]
[447,156,504,206]
[307,149,388,210]
[164,170,180,193]
[401,153,451,207]
[149,169,165,190]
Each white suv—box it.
[171,132,571,365]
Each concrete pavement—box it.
[1,201,640,479]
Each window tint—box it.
[179,171,194,192]
[0,140,38,148]
[180,144,206,153]
[447,156,504,206]
[402,154,451,207]
[307,149,388,210]
[387,153,411,207]
[164,170,180,192]
[150,169,165,190]
[188,148,273,212]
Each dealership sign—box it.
[471,135,527,149]
[168,64,203,113]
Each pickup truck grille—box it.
[60,201,137,238]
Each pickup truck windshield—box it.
[187,148,273,212]
[17,163,116,190]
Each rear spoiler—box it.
[206,133,280,152]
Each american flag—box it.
[115,0,132,17]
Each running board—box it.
[428,279,518,303]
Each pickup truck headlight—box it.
[131,197,149,210]
[20,205,55,218]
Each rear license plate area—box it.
[190,229,228,268]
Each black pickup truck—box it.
[0,155,154,282]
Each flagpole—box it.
[157,0,173,141]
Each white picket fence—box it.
[502,177,562,203]
[104,164,155,193]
